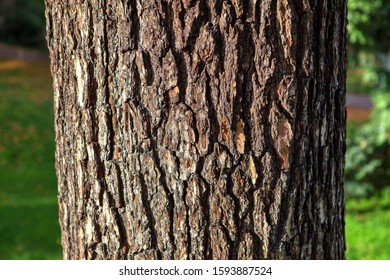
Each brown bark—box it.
[45,0,347,260]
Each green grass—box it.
[0,60,388,259]
[0,60,62,259]
[346,188,390,259]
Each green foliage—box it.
[348,0,390,91]
[348,0,390,52]
[347,62,380,94]
[345,92,390,198]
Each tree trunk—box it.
[45,0,347,260]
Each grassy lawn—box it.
[346,188,390,259]
[0,60,61,259]
[0,59,388,259]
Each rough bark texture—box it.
[45,0,347,259]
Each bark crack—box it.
[139,172,161,258]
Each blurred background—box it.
[0,0,389,259]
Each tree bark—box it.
[45,0,347,259]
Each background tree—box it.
[45,0,347,259]
[0,0,46,48]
